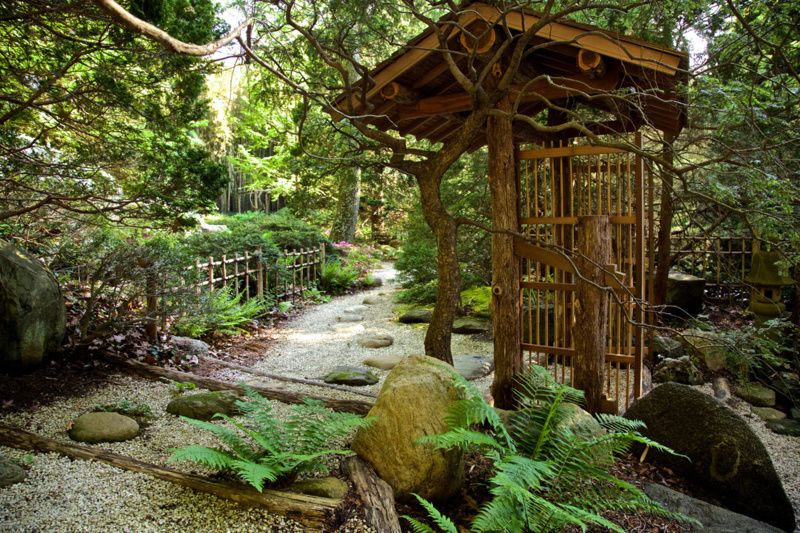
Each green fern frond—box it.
[230,459,279,492]
[419,427,506,453]
[408,494,459,533]
[169,445,236,471]
[402,516,437,533]
[178,416,257,461]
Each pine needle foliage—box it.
[170,387,372,491]
[409,366,695,532]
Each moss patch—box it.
[461,286,492,318]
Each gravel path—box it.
[209,263,495,398]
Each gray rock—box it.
[170,336,210,356]
[330,323,365,334]
[345,305,369,314]
[357,334,393,349]
[362,296,381,305]
[0,456,26,487]
[0,239,66,370]
[454,354,494,380]
[353,355,465,502]
[735,382,776,407]
[323,366,379,386]
[166,390,241,421]
[653,356,703,385]
[666,270,706,317]
[363,354,405,370]
[337,314,364,323]
[750,407,786,421]
[624,383,795,531]
[288,477,348,499]
[713,376,733,403]
[69,412,140,443]
[398,308,432,324]
[680,329,728,372]
[766,419,800,437]
[652,335,684,358]
[451,318,490,334]
[643,483,782,533]
[791,407,800,420]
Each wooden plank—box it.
[0,424,339,530]
[517,145,627,159]
[345,457,401,533]
[522,344,634,364]
[520,281,575,291]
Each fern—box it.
[170,387,372,491]
[402,494,459,533]
[411,365,698,532]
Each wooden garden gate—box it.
[515,137,648,411]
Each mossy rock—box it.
[288,477,348,499]
[398,308,432,324]
[736,382,776,407]
[680,328,728,371]
[166,390,242,421]
[323,366,379,386]
[451,318,490,335]
[69,412,140,443]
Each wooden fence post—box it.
[207,256,215,290]
[573,215,611,414]
[221,254,227,288]
[195,259,202,296]
[256,249,264,299]
[144,269,158,343]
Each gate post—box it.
[573,215,611,414]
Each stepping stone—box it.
[736,382,776,407]
[330,323,365,334]
[452,318,490,334]
[398,308,432,324]
[69,412,140,443]
[766,419,800,437]
[166,390,241,421]
[345,305,369,314]
[288,477,348,499]
[357,334,394,349]
[323,366,379,386]
[652,335,684,358]
[170,336,210,357]
[454,354,494,380]
[363,354,405,370]
[0,456,26,487]
[337,314,364,323]
[752,407,786,421]
[363,296,381,305]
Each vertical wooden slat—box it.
[633,132,645,401]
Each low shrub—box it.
[320,262,359,295]
[172,288,270,338]
[170,388,372,491]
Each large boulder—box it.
[166,390,241,421]
[352,355,465,502]
[68,412,140,443]
[643,483,782,533]
[666,270,705,317]
[0,240,65,370]
[624,383,795,531]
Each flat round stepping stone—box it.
[454,354,495,380]
[752,407,786,421]
[362,296,381,305]
[323,366,379,386]
[337,314,364,323]
[452,318,491,334]
[398,308,432,324]
[166,390,241,421]
[0,456,26,487]
[357,334,394,349]
[69,412,140,443]
[363,354,405,370]
[330,323,366,334]
[346,305,369,314]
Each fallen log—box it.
[0,423,339,530]
[102,356,374,415]
[197,354,377,399]
[345,456,402,533]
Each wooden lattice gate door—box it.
[515,138,648,411]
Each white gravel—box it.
[212,264,495,398]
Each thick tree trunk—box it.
[417,173,460,365]
[653,132,676,310]
[573,216,611,414]
[330,168,361,243]
[0,424,339,530]
[488,96,522,409]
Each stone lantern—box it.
[745,250,792,325]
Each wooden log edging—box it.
[345,456,402,533]
[0,424,339,530]
[196,354,378,399]
[103,356,374,415]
